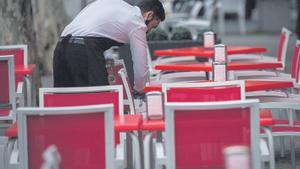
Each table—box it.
[141,110,273,132]
[155,61,282,72]
[154,46,267,58]
[114,114,142,132]
[6,114,142,137]
[144,80,294,93]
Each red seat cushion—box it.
[272,126,300,133]
[260,109,273,126]
[5,122,18,138]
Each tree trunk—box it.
[0,0,38,66]
[0,0,68,105]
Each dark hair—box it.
[135,0,165,21]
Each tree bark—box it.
[0,0,68,105]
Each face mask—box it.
[145,16,155,33]
[145,18,153,26]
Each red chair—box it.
[234,28,292,79]
[107,59,136,114]
[164,100,261,169]
[17,104,115,169]
[0,45,35,106]
[162,80,245,102]
[246,40,300,100]
[142,80,274,169]
[260,102,300,169]
[39,85,139,169]
[0,55,23,169]
[0,55,23,121]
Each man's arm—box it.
[129,27,150,92]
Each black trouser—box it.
[53,35,123,87]
[297,0,300,38]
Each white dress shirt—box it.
[61,0,149,92]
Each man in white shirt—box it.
[53,0,165,93]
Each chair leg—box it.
[24,75,31,107]
[128,133,141,169]
[279,109,286,158]
[144,132,154,169]
[262,127,275,169]
[0,137,8,169]
[238,11,246,35]
[261,161,266,169]
[290,136,296,169]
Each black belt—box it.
[59,35,124,50]
[59,36,85,45]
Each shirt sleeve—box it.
[128,26,150,92]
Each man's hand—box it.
[133,90,146,100]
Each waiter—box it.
[53,0,165,94]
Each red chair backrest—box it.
[276,28,291,69]
[0,46,27,85]
[277,31,286,62]
[173,107,251,169]
[166,85,242,102]
[0,60,10,104]
[0,56,16,119]
[43,92,119,117]
[291,43,300,78]
[23,107,109,169]
[0,48,25,66]
[42,89,120,144]
[164,82,247,168]
[296,54,300,84]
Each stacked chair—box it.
[147,29,300,169]
[0,44,36,169]
[0,45,36,106]
[18,104,115,169]
[0,55,25,169]
[143,81,265,169]
[233,28,292,79]
[217,0,247,35]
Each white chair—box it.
[0,55,24,168]
[175,0,218,39]
[0,45,33,106]
[233,28,292,79]
[38,85,135,169]
[245,40,300,99]
[143,80,275,169]
[217,0,246,35]
[0,55,17,122]
[162,0,205,32]
[260,102,300,169]
[17,104,116,169]
[150,100,261,169]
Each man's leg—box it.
[64,43,89,87]
[85,39,109,86]
[53,43,74,87]
[296,0,300,38]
